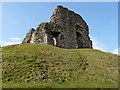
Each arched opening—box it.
[51,31,61,46]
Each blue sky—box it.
[1,2,118,54]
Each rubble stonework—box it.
[22,6,93,49]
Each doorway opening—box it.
[51,31,61,46]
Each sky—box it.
[1,2,118,54]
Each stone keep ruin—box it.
[22,6,93,49]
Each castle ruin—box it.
[22,6,92,49]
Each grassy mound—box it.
[2,43,118,88]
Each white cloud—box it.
[0,40,3,43]
[112,48,120,55]
[0,37,21,46]
[90,36,106,51]
[10,37,20,41]
[4,41,21,45]
[0,41,21,46]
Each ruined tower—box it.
[22,6,92,49]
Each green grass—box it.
[1,43,118,88]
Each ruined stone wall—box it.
[22,6,92,49]
[22,28,35,43]
[50,6,92,48]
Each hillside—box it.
[2,43,118,88]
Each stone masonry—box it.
[22,6,93,49]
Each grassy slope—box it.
[2,43,118,88]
